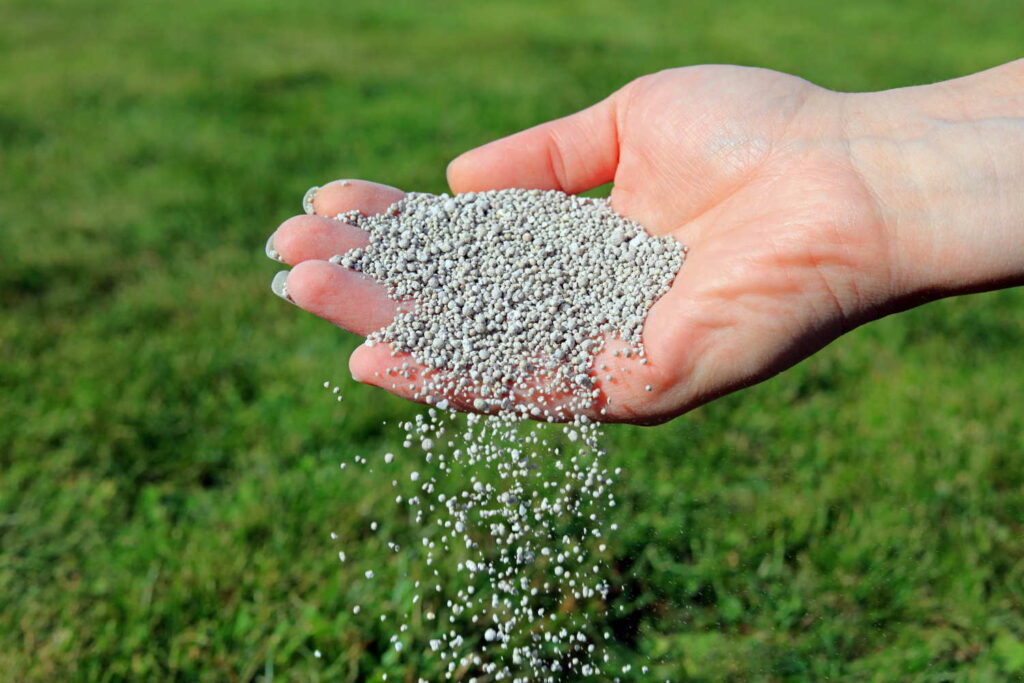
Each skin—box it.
[269,60,1024,424]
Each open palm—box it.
[270,66,900,423]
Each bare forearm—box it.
[844,59,1024,301]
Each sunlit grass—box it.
[2,0,1023,678]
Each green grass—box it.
[3,0,1024,679]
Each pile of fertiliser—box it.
[312,188,684,680]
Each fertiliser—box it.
[302,188,684,680]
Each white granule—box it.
[337,189,681,401]
[311,188,683,680]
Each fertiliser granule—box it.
[332,189,681,415]
[311,188,684,680]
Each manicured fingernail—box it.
[302,186,319,215]
[265,231,284,262]
[349,349,367,383]
[271,270,294,304]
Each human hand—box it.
[267,62,1024,423]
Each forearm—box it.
[843,59,1024,301]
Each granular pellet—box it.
[333,189,682,415]
[311,188,684,680]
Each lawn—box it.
[2,0,1023,679]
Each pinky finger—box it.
[349,343,619,422]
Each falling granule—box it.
[313,188,683,680]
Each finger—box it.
[447,94,621,195]
[284,260,399,337]
[272,215,369,266]
[269,180,405,264]
[307,179,406,218]
[349,344,484,412]
[350,343,578,417]
[348,335,679,424]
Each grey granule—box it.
[336,189,682,414]
[322,188,684,681]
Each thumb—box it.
[447,94,621,195]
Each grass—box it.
[2,0,1023,679]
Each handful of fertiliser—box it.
[306,187,684,680]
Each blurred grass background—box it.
[2,0,1024,679]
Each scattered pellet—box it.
[311,188,683,680]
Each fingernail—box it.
[265,231,285,262]
[270,270,295,304]
[302,185,320,215]
[349,349,367,383]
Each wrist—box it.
[843,59,1024,303]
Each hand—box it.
[268,63,1024,423]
